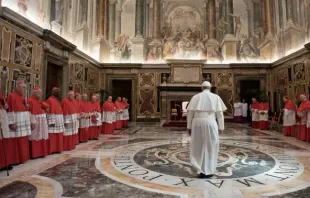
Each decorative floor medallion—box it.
[111,140,304,190]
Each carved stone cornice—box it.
[43,30,76,52]
[101,63,143,69]
[272,47,308,68]
[73,49,101,67]
[230,63,271,69]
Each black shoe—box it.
[198,173,214,178]
[0,165,13,171]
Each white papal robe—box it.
[187,89,227,175]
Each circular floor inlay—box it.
[111,140,304,189]
[133,143,276,179]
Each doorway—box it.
[240,80,260,104]
[46,62,63,99]
[111,80,132,121]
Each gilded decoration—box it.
[99,70,105,89]
[293,63,305,82]
[217,73,233,88]
[75,63,84,81]
[0,66,9,96]
[14,34,33,68]
[139,73,155,87]
[139,89,155,115]
[34,43,43,71]
[275,68,287,87]
[33,73,40,88]
[1,27,12,62]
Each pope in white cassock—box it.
[187,81,227,178]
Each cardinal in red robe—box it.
[102,96,115,134]
[297,94,310,141]
[27,87,49,158]
[62,90,78,150]
[122,97,130,128]
[259,102,269,130]
[89,95,101,140]
[5,80,31,166]
[251,98,260,129]
[283,96,296,136]
[73,93,81,145]
[46,87,65,153]
[0,78,10,170]
[95,93,102,133]
[79,94,90,142]
[114,97,124,129]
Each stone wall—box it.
[270,51,310,111]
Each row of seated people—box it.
[0,80,129,170]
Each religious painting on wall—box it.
[111,34,132,63]
[0,66,9,96]
[14,34,33,68]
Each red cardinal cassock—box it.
[297,99,310,141]
[5,81,31,166]
[79,99,90,142]
[114,100,124,129]
[0,93,9,169]
[89,100,101,140]
[28,87,49,158]
[102,97,115,134]
[72,93,81,145]
[122,100,130,127]
[61,91,78,151]
[251,101,260,129]
[46,87,65,153]
[258,102,269,130]
[283,98,296,137]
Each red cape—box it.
[260,103,269,111]
[251,101,259,110]
[6,91,26,112]
[102,101,115,112]
[89,101,101,112]
[46,96,63,114]
[73,99,81,113]
[298,100,310,113]
[284,99,296,111]
[80,100,90,113]
[61,97,77,115]
[114,101,124,110]
[28,96,44,114]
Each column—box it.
[206,0,219,61]
[148,2,154,38]
[220,0,238,62]
[225,0,234,35]
[115,6,122,41]
[264,0,273,38]
[98,0,105,37]
[109,0,116,44]
[144,0,151,38]
[135,0,145,37]
[207,0,216,39]
[285,0,293,24]
[153,0,161,40]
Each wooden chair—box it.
[269,112,282,132]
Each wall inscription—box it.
[171,65,201,84]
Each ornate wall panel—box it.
[139,73,155,87]
[68,55,100,96]
[217,89,233,115]
[139,88,155,115]
[217,73,233,88]
[0,20,44,97]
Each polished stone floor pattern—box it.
[1,122,310,198]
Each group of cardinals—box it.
[0,80,129,171]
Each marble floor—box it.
[1,122,310,198]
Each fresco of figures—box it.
[2,0,310,64]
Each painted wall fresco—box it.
[2,0,310,64]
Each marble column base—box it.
[206,39,220,62]
[220,34,238,62]
[131,37,145,63]
[75,23,89,52]
[51,21,62,36]
[283,25,305,56]
[99,38,112,63]
[258,39,276,62]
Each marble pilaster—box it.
[225,0,234,35]
[264,0,273,39]
[144,0,151,38]
[98,0,105,37]
[109,0,116,44]
[285,0,294,25]
[135,0,145,37]
[152,0,162,42]
[115,7,122,41]
[207,0,216,39]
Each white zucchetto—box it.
[202,81,212,87]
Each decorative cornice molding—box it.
[43,30,76,52]
[73,49,101,67]
[101,63,143,69]
[272,47,309,68]
[230,63,271,69]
